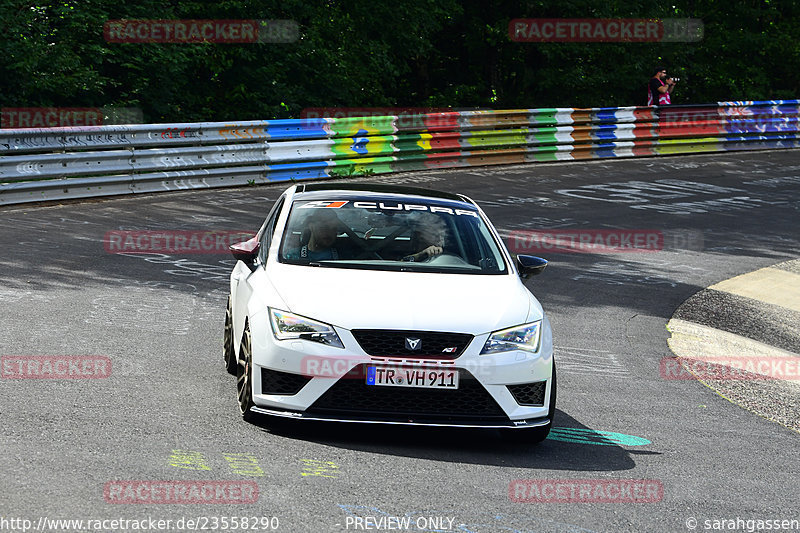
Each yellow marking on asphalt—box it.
[300,459,339,478]
[168,449,210,470]
[223,453,264,477]
[709,267,800,313]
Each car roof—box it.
[295,181,471,203]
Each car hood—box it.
[267,263,539,334]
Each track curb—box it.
[666,258,800,433]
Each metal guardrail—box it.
[1,100,798,205]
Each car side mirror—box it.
[230,235,260,263]
[516,255,547,279]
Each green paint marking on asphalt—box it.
[547,427,651,446]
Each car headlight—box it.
[481,321,542,355]
[269,308,344,348]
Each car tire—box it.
[509,361,557,444]
[237,321,256,422]
[223,296,237,375]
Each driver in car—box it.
[402,214,447,262]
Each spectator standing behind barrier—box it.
[647,66,677,105]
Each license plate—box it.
[365,366,459,389]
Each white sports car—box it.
[224,182,555,441]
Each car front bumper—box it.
[247,314,555,428]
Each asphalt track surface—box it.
[1,150,799,533]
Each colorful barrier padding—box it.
[1,100,798,205]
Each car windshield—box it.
[279,195,507,274]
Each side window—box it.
[258,196,285,264]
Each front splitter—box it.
[249,406,550,429]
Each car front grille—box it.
[306,365,507,422]
[507,381,546,406]
[260,368,312,395]
[351,329,473,359]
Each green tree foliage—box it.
[1,0,798,123]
